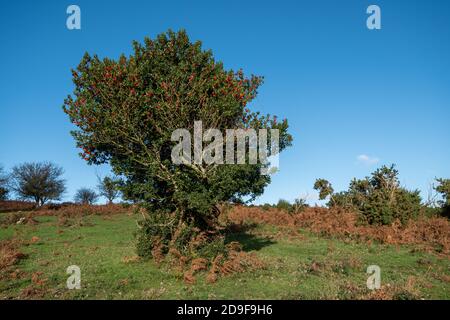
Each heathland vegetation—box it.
[1,159,449,299]
[0,30,449,299]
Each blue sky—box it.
[0,0,449,204]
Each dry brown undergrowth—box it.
[163,241,265,285]
[227,206,450,255]
[0,239,28,272]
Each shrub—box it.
[355,165,422,225]
[329,191,352,209]
[442,206,450,219]
[34,203,132,217]
[0,201,35,213]
[274,198,309,214]
[135,211,227,261]
[134,212,172,259]
[358,187,421,225]
[63,29,292,259]
[0,212,35,226]
[316,165,422,225]
[0,239,28,272]
[195,236,227,260]
[276,199,291,212]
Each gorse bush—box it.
[276,199,291,212]
[274,198,309,214]
[135,212,227,261]
[135,213,173,259]
[352,165,422,225]
[314,165,422,225]
[357,186,422,225]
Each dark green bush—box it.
[442,205,450,219]
[135,212,174,259]
[135,210,227,260]
[276,199,291,212]
[435,178,450,219]
[195,236,227,260]
[316,165,422,225]
[359,187,421,225]
[274,198,308,214]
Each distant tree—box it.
[435,178,450,206]
[435,178,450,218]
[276,197,308,214]
[313,179,334,202]
[291,197,309,214]
[10,162,66,207]
[74,188,98,205]
[261,203,273,211]
[0,165,9,201]
[276,199,291,212]
[97,175,121,204]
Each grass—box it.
[0,212,449,299]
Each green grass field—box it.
[1,213,449,299]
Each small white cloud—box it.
[357,154,379,166]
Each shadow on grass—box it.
[224,223,276,251]
[226,233,276,251]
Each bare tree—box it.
[10,162,66,207]
[425,181,439,208]
[74,188,98,205]
[292,194,309,214]
[97,175,121,204]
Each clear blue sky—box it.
[1,0,449,204]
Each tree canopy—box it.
[10,162,66,207]
[97,175,121,204]
[74,187,98,205]
[63,29,292,231]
